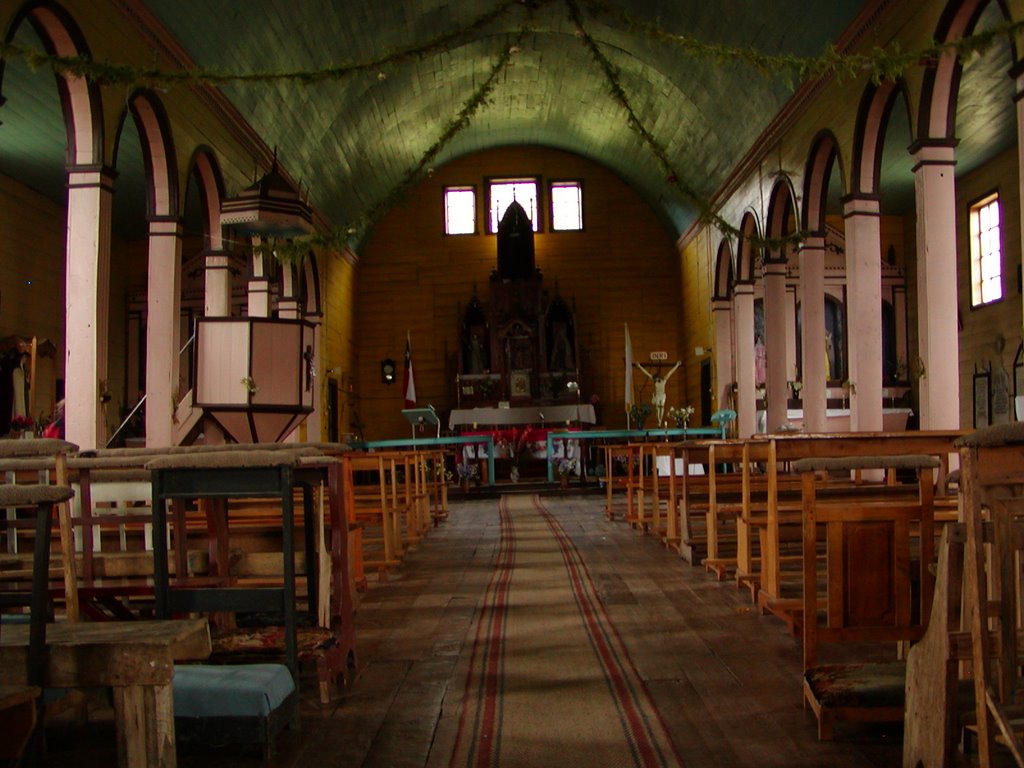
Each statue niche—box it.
[454,201,579,407]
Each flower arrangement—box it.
[456,462,479,481]
[667,405,694,428]
[629,402,653,429]
[788,380,803,395]
[556,457,578,477]
[498,427,540,466]
[10,415,34,432]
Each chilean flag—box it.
[403,331,417,408]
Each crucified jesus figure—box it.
[636,360,682,426]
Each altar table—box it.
[0,618,211,767]
[448,404,596,429]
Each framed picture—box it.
[974,369,991,428]
[509,371,530,399]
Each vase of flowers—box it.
[456,462,479,491]
[556,457,577,489]
[9,415,34,438]
[629,403,652,431]
[667,405,694,429]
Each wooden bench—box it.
[601,443,631,521]
[753,432,961,632]
[0,438,77,763]
[954,422,1024,766]
[794,453,938,740]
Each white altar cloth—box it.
[449,404,596,430]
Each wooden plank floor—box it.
[42,494,904,767]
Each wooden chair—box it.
[794,454,938,740]
[957,423,1024,766]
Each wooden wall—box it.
[955,145,1024,428]
[0,174,66,423]
[355,146,682,440]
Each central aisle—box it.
[444,495,680,767]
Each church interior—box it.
[3,0,1024,765]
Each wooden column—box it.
[842,194,883,432]
[145,219,183,448]
[64,166,114,450]
[733,282,757,437]
[711,298,734,414]
[798,236,827,433]
[762,258,789,431]
[912,140,960,430]
[248,238,271,318]
[203,250,232,317]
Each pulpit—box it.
[193,317,315,443]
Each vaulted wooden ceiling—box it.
[0,0,1018,246]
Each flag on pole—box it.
[624,322,634,416]
[403,331,417,408]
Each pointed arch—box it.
[1,1,103,165]
[801,130,845,233]
[735,211,761,283]
[850,80,913,195]
[765,177,798,245]
[186,147,227,251]
[918,0,1015,141]
[115,90,179,220]
[713,239,734,301]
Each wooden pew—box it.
[754,431,962,631]
[601,443,631,521]
[956,423,1024,766]
[0,438,77,763]
[795,453,938,740]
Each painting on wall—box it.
[974,369,991,428]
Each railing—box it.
[105,332,196,448]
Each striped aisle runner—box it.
[448,495,682,767]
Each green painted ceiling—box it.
[0,1,1018,245]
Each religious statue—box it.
[549,321,574,371]
[468,332,487,374]
[636,360,681,427]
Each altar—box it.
[449,404,596,430]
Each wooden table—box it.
[0,618,211,767]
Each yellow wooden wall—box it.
[955,145,1024,427]
[355,146,683,440]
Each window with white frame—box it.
[550,181,583,231]
[444,186,477,235]
[488,178,539,233]
[969,192,1003,306]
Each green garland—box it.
[3,0,1018,90]
[5,0,1020,254]
[0,0,525,89]
[242,22,531,262]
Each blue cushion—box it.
[173,664,294,719]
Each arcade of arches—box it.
[1,0,1023,449]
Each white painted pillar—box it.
[733,282,757,437]
[912,141,961,430]
[277,264,300,319]
[144,219,183,448]
[798,235,828,433]
[762,258,789,431]
[842,195,884,432]
[248,238,272,318]
[1016,66,1024,348]
[203,250,232,317]
[64,167,114,450]
[711,298,734,413]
